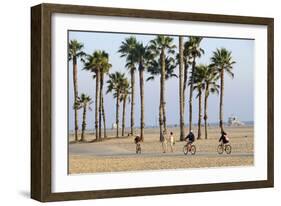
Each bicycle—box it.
[183,142,196,155]
[136,143,141,154]
[217,143,231,154]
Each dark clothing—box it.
[219,135,229,144]
[134,136,141,144]
[185,132,195,143]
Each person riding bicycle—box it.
[185,130,195,146]
[134,135,141,145]
[219,131,229,144]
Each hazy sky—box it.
[68,31,254,131]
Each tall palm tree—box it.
[106,72,127,137]
[76,94,93,142]
[191,65,205,139]
[68,40,85,142]
[99,52,112,139]
[134,42,153,141]
[147,56,177,141]
[176,39,191,139]
[118,36,138,136]
[186,36,204,133]
[101,95,107,139]
[211,48,236,133]
[84,50,109,141]
[120,79,131,136]
[178,36,185,141]
[149,35,176,140]
[182,40,192,116]
[201,65,219,139]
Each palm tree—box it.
[84,50,109,141]
[211,48,236,133]
[68,40,85,142]
[76,94,93,142]
[178,36,185,141]
[146,56,177,141]
[191,65,205,139]
[134,42,153,141]
[186,36,204,133]
[146,57,178,81]
[182,40,192,116]
[149,35,176,140]
[118,36,138,136]
[99,52,112,139]
[120,79,131,136]
[106,72,127,137]
[201,65,219,139]
[101,95,107,139]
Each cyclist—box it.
[185,130,195,148]
[219,131,229,144]
[134,135,141,153]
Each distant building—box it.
[228,115,245,126]
[112,123,117,129]
[111,123,121,129]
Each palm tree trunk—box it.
[219,68,225,133]
[162,91,167,132]
[139,66,145,141]
[95,70,100,140]
[189,59,196,132]
[159,102,164,142]
[98,72,103,140]
[81,105,87,142]
[179,36,185,141]
[116,92,120,137]
[197,89,202,139]
[183,60,188,118]
[73,58,79,141]
[160,50,167,132]
[122,95,127,136]
[101,94,107,138]
[130,69,135,136]
[204,84,209,139]
[158,62,164,141]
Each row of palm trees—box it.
[106,72,131,137]
[68,34,235,142]
[69,40,131,141]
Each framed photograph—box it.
[31,3,274,202]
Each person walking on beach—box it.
[168,131,175,152]
[160,130,168,153]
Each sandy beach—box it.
[69,126,254,174]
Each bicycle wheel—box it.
[183,145,188,155]
[225,145,232,154]
[190,145,196,155]
[217,145,223,154]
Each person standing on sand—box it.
[160,130,168,153]
[168,132,175,152]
